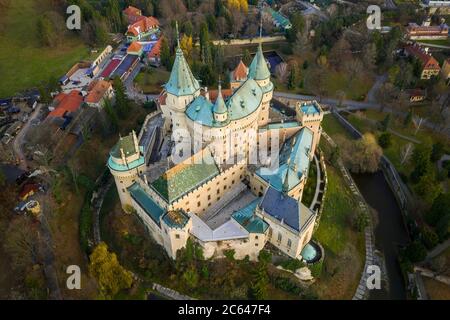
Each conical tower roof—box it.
[248,43,271,81]
[213,84,227,114]
[165,30,200,96]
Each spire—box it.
[248,19,271,81]
[213,78,227,115]
[175,21,180,48]
[165,22,200,97]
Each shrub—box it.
[403,241,427,263]
[309,260,323,278]
[378,132,392,149]
[421,227,439,250]
[279,258,305,272]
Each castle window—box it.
[208,195,211,200]
[197,201,201,207]
[175,234,180,239]
[255,235,259,240]
[255,243,258,247]
[287,239,292,248]
[217,189,220,194]
[277,233,282,242]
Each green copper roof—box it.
[128,183,166,226]
[232,198,269,234]
[185,78,263,127]
[162,210,190,229]
[213,85,227,114]
[256,127,313,192]
[262,121,300,130]
[110,134,137,158]
[150,151,219,204]
[300,103,321,115]
[248,44,271,81]
[165,47,200,96]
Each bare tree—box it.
[401,143,414,164]
[275,62,288,84]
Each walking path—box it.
[152,283,195,300]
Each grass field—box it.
[0,0,91,97]
[134,68,170,94]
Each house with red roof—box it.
[126,16,159,43]
[404,44,441,79]
[123,6,143,25]
[230,59,249,90]
[127,41,144,57]
[85,80,114,108]
[47,90,84,118]
[406,23,449,40]
[147,37,163,66]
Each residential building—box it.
[404,44,441,79]
[406,23,449,40]
[126,16,159,43]
[85,80,114,108]
[123,5,143,25]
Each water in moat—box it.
[352,171,410,300]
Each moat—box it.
[352,171,410,300]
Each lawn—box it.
[0,0,92,97]
[134,68,170,94]
[311,165,365,299]
[417,39,450,47]
[321,114,353,139]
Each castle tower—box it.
[213,83,228,123]
[161,23,201,142]
[230,59,248,91]
[107,131,145,208]
[248,24,273,127]
[296,101,323,155]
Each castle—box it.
[107,35,324,261]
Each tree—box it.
[180,34,193,59]
[328,37,352,70]
[415,173,442,205]
[286,13,305,43]
[113,77,130,117]
[160,37,171,69]
[3,218,39,273]
[250,250,271,300]
[426,193,450,226]
[89,242,133,299]
[287,65,297,90]
[341,133,383,173]
[404,110,413,127]
[379,114,391,131]
[199,22,211,65]
[242,49,252,66]
[275,62,288,84]
[103,98,119,133]
[431,142,445,162]
[106,0,124,33]
[378,132,392,149]
[410,143,432,183]
[403,241,427,263]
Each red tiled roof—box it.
[48,90,83,118]
[127,16,159,36]
[407,23,448,36]
[233,60,248,81]
[19,183,39,200]
[148,37,163,58]
[123,6,141,17]
[207,89,232,102]
[405,44,441,71]
[85,80,112,104]
[127,41,143,53]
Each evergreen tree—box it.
[160,37,171,69]
[199,22,211,65]
[242,49,252,66]
[287,66,297,90]
[113,77,130,118]
[404,110,413,127]
[106,0,124,33]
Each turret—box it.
[213,84,228,123]
[107,132,145,208]
[160,22,200,141]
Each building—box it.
[147,37,163,67]
[85,80,114,108]
[442,58,450,84]
[406,23,449,40]
[126,16,159,43]
[123,5,143,25]
[127,41,144,57]
[406,89,427,103]
[108,35,324,261]
[263,6,292,30]
[404,44,441,79]
[47,90,84,119]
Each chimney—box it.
[204,87,209,101]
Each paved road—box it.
[417,41,450,50]
[13,103,43,170]
[367,74,388,104]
